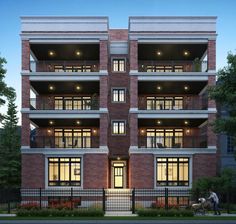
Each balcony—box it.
[30,97,99,111]
[138,60,207,73]
[138,96,208,111]
[138,136,207,149]
[30,60,99,73]
[30,136,99,148]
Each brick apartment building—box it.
[21,16,217,193]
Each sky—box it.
[0,0,236,125]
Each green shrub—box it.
[16,208,104,217]
[137,208,194,217]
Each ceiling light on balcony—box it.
[157,120,162,125]
[49,120,54,125]
[184,85,189,91]
[75,50,81,56]
[117,156,121,161]
[157,51,162,56]
[76,85,81,91]
[93,129,97,134]
[184,120,189,125]
[184,51,189,56]
[140,129,145,134]
[48,50,55,56]
[49,85,55,91]
[76,120,81,125]
[47,129,51,133]
[157,86,162,91]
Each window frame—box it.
[111,58,126,73]
[111,120,126,135]
[48,157,82,187]
[111,88,126,103]
[156,157,189,187]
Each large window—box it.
[54,128,91,148]
[48,157,81,186]
[146,128,183,148]
[146,96,183,110]
[156,158,189,186]
[112,121,126,135]
[112,88,126,102]
[54,96,93,110]
[112,59,125,72]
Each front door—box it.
[114,166,124,188]
[111,161,126,188]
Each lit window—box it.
[156,157,189,186]
[112,121,126,135]
[112,59,125,72]
[48,157,81,186]
[112,88,125,102]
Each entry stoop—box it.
[105,189,134,213]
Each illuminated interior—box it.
[156,157,189,186]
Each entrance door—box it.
[114,166,124,188]
[112,161,126,189]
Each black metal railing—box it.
[30,60,99,72]
[138,60,208,72]
[1,188,236,214]
[30,136,99,148]
[138,136,207,148]
[138,96,208,110]
[30,98,99,110]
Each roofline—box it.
[20,16,109,20]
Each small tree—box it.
[209,52,236,158]
[0,92,21,188]
[0,56,15,122]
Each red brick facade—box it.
[21,154,45,188]
[129,154,154,188]
[83,154,108,188]
[207,40,216,71]
[192,154,217,182]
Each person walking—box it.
[208,189,221,215]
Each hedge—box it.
[17,208,104,217]
[137,208,194,217]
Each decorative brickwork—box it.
[129,40,138,71]
[21,40,30,70]
[99,40,108,70]
[207,40,216,71]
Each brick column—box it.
[207,114,217,147]
[100,114,108,147]
[129,40,138,71]
[99,40,108,71]
[21,114,30,147]
[208,75,216,108]
[130,76,138,108]
[130,114,138,147]
[22,40,30,71]
[99,76,108,108]
[207,40,216,71]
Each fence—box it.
[1,188,236,214]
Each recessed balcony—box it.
[137,43,208,74]
[29,43,100,73]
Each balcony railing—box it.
[138,136,207,148]
[138,60,207,72]
[30,98,99,110]
[30,60,99,72]
[30,136,99,148]
[138,96,208,110]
